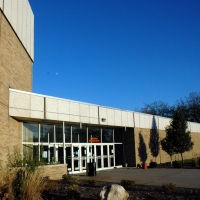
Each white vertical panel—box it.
[121,111,127,127]
[99,107,107,125]
[17,0,23,47]
[0,0,3,10]
[30,7,34,60]
[22,0,28,50]
[11,0,18,32]
[114,109,121,126]
[89,105,98,124]
[26,2,31,57]
[4,0,12,22]
[158,117,171,130]
[69,102,80,122]
[45,98,58,120]
[134,112,140,128]
[80,104,89,123]
[189,122,200,133]
[139,114,145,128]
[57,100,70,121]
[107,108,114,126]
[127,112,134,127]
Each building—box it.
[1,0,200,178]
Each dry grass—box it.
[0,166,48,200]
[0,168,15,200]
[20,168,47,200]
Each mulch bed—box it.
[43,179,200,200]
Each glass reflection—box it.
[102,128,113,143]
[40,124,54,143]
[56,124,63,143]
[23,123,38,142]
[88,127,100,143]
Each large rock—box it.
[99,184,129,200]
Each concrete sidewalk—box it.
[74,168,200,189]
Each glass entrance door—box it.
[73,146,79,171]
[68,144,115,173]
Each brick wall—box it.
[42,164,68,180]
[0,12,33,163]
[133,127,200,167]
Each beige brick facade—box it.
[0,12,33,163]
[133,127,199,167]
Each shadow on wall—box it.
[149,116,160,162]
[138,132,147,166]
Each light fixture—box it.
[101,118,106,122]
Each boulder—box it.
[99,184,129,200]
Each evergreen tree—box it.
[163,109,194,165]
[160,128,174,167]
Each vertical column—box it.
[54,125,57,162]
[101,145,104,168]
[113,129,115,167]
[38,123,41,161]
[113,144,116,167]
[79,145,82,172]
[107,145,110,167]
[101,128,102,143]
[70,126,72,143]
[94,145,96,163]
[63,122,66,164]
[86,127,88,143]
[71,144,74,173]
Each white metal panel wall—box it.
[188,122,200,133]
[151,116,159,129]
[22,0,28,51]
[2,0,34,60]
[30,6,34,59]
[3,0,12,23]
[158,117,171,130]
[121,111,127,127]
[89,105,98,124]
[80,104,90,123]
[45,98,58,120]
[0,0,3,10]
[9,91,31,118]
[57,100,70,121]
[30,95,44,119]
[107,108,115,126]
[11,0,18,31]
[69,102,80,122]
[127,112,134,127]
[99,107,107,125]
[114,109,121,126]
[134,113,156,129]
[17,0,23,43]
[26,1,31,58]
[134,112,140,128]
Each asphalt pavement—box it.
[73,168,200,189]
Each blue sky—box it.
[29,0,200,111]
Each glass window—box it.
[40,124,54,143]
[79,126,87,143]
[65,126,71,143]
[72,126,87,143]
[23,123,38,142]
[88,127,100,143]
[114,128,123,143]
[55,124,63,143]
[23,144,39,162]
[102,128,113,143]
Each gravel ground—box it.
[43,179,200,200]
